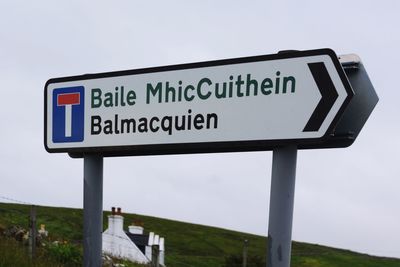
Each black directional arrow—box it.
[303,62,339,132]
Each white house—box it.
[102,207,165,266]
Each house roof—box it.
[126,232,149,254]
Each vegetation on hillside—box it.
[0,202,399,267]
[0,235,60,267]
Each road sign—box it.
[44,49,378,267]
[44,49,355,156]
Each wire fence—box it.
[0,195,33,205]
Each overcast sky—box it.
[1,0,399,259]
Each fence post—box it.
[152,245,160,267]
[29,205,36,260]
[243,239,248,267]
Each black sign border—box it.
[44,48,354,157]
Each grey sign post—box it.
[264,54,378,267]
[83,154,103,267]
[267,146,297,267]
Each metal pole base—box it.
[267,146,297,267]
[83,154,103,267]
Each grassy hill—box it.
[0,202,399,267]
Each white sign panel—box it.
[44,49,353,156]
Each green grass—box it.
[291,242,400,267]
[0,235,66,267]
[0,235,147,267]
[0,202,399,267]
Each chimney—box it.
[107,207,124,235]
[159,237,165,266]
[148,232,155,246]
[154,234,160,245]
[128,219,144,234]
[128,225,144,234]
[159,237,165,251]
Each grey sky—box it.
[1,0,399,258]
